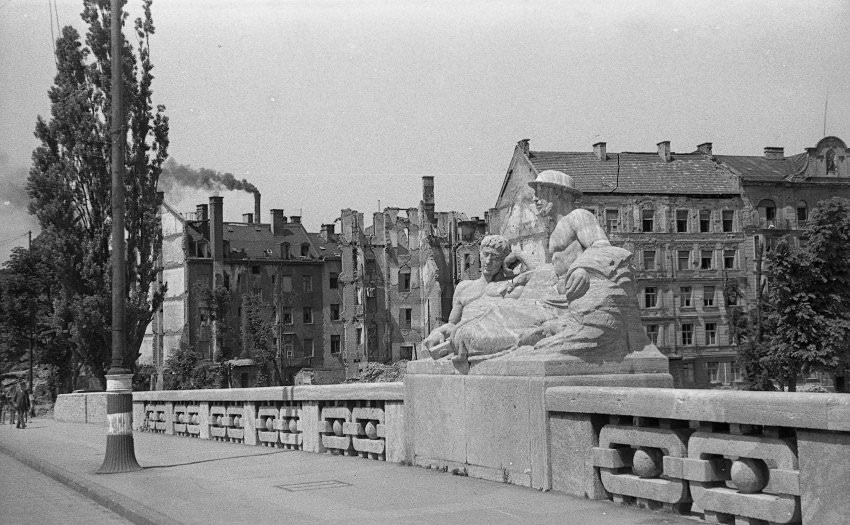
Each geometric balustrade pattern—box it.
[143,403,168,433]
[590,416,802,524]
[256,403,302,450]
[319,402,387,460]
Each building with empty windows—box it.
[490,136,850,390]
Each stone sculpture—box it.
[423,170,653,373]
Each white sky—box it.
[2,0,849,259]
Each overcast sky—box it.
[2,0,849,260]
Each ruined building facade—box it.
[492,136,850,390]
[336,177,485,377]
[140,195,344,387]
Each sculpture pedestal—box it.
[404,348,672,489]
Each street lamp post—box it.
[98,0,141,474]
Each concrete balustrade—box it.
[545,387,850,524]
[56,383,850,524]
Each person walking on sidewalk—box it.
[14,383,30,429]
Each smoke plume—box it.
[159,158,259,196]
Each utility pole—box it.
[28,231,33,389]
[98,0,141,474]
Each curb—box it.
[0,439,181,525]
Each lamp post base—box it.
[97,373,142,474]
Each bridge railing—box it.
[545,387,850,525]
[132,383,406,463]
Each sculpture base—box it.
[404,350,671,489]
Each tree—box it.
[761,198,850,391]
[240,293,280,386]
[26,0,168,384]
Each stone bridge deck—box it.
[0,419,691,525]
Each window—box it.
[282,307,293,325]
[331,303,340,321]
[699,210,711,233]
[680,287,692,307]
[724,249,736,269]
[678,250,690,270]
[682,363,695,383]
[300,243,310,257]
[700,250,713,270]
[681,323,693,345]
[303,338,314,358]
[705,322,717,345]
[303,306,313,324]
[399,268,411,292]
[707,361,720,383]
[354,286,362,305]
[827,149,837,173]
[329,272,339,289]
[251,265,261,275]
[399,307,412,329]
[281,243,291,259]
[703,286,715,307]
[643,250,656,270]
[283,333,295,358]
[641,209,654,232]
[758,199,776,227]
[400,344,414,360]
[356,327,363,346]
[463,254,472,270]
[676,210,688,233]
[643,287,657,308]
[645,324,659,344]
[330,335,341,354]
[796,201,808,227]
[722,210,734,232]
[302,275,313,292]
[731,362,742,382]
[282,275,292,293]
[605,209,619,232]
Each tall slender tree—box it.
[26,0,168,383]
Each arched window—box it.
[796,200,808,227]
[827,149,837,173]
[757,199,776,228]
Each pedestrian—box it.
[14,382,30,429]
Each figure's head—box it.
[528,170,581,217]
[479,235,511,277]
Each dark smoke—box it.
[159,158,259,195]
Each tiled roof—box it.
[310,232,342,258]
[223,222,320,261]
[714,153,808,182]
[527,151,740,195]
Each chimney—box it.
[209,196,224,264]
[321,223,336,242]
[697,142,713,156]
[253,192,261,224]
[270,209,285,235]
[657,141,671,162]
[517,138,530,155]
[764,147,784,160]
[243,213,253,223]
[422,176,435,225]
[196,204,208,221]
[290,215,301,224]
[593,142,607,161]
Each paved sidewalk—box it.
[0,417,695,525]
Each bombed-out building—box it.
[139,194,344,388]
[491,136,850,390]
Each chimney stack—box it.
[209,196,224,264]
[196,204,209,221]
[422,176,435,225]
[764,147,784,160]
[290,215,301,224]
[697,142,713,156]
[657,141,671,162]
[593,141,607,161]
[270,209,285,235]
[321,223,336,242]
[243,213,253,223]
[253,192,261,224]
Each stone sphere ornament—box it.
[288,418,298,433]
[730,458,769,493]
[632,447,664,478]
[365,421,378,439]
[332,419,343,436]
[266,417,275,431]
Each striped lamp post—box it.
[97,0,141,474]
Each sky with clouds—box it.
[2,0,849,260]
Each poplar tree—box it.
[26,0,168,383]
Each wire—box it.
[47,0,57,67]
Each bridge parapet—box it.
[546,387,850,525]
